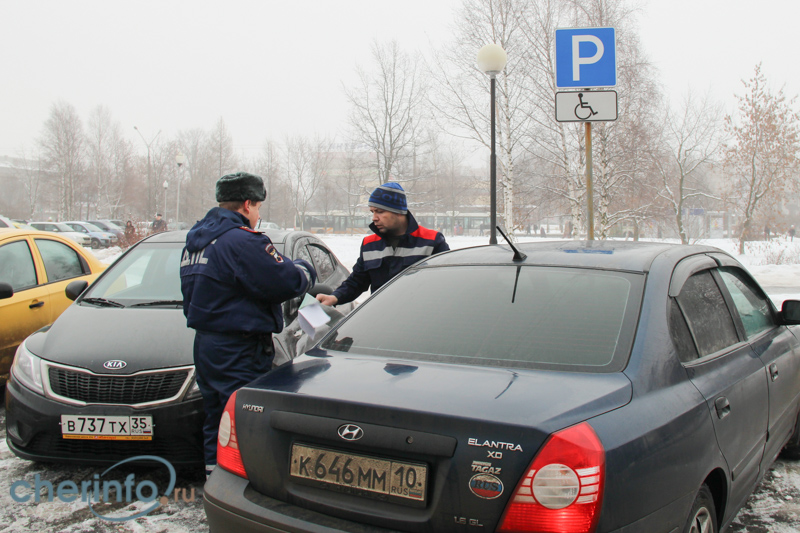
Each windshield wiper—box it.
[81,297,125,308]
[130,300,183,307]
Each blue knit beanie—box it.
[368,182,407,215]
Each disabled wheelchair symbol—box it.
[574,93,598,120]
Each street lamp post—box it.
[175,152,186,229]
[163,180,169,225]
[133,126,161,217]
[477,44,507,245]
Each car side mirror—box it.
[65,280,89,301]
[0,282,13,299]
[307,283,333,297]
[780,300,800,325]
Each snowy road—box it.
[1,236,799,531]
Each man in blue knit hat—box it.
[316,182,449,307]
[181,171,317,478]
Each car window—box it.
[717,268,775,339]
[0,240,38,291]
[669,299,700,363]
[67,224,87,234]
[293,239,312,264]
[86,243,182,303]
[322,265,643,372]
[675,270,739,358]
[35,239,87,282]
[308,243,336,282]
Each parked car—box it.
[0,228,105,384]
[62,221,116,248]
[256,220,282,231]
[204,240,800,533]
[29,221,92,247]
[0,215,16,228]
[5,229,355,466]
[88,220,125,242]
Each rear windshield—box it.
[320,265,643,372]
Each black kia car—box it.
[203,240,800,533]
[5,229,354,466]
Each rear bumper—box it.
[204,467,398,533]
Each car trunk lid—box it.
[232,353,631,532]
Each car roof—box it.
[422,240,726,273]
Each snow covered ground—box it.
[8,234,798,531]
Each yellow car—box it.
[0,228,105,382]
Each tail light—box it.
[497,422,604,533]
[217,390,248,479]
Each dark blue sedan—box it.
[202,240,800,533]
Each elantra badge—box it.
[338,424,364,441]
[103,360,127,370]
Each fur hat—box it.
[215,172,267,202]
[368,182,407,215]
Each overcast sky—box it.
[1,0,797,160]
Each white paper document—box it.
[298,301,331,341]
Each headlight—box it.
[11,340,44,395]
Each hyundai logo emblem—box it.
[103,360,127,370]
[337,424,364,441]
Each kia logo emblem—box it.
[103,360,127,370]
[338,424,364,441]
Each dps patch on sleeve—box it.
[266,244,284,263]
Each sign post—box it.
[555,27,617,240]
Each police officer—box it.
[316,182,448,307]
[181,172,316,477]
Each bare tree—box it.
[430,0,533,234]
[284,136,332,231]
[87,105,134,218]
[345,40,427,187]
[208,117,238,178]
[651,92,722,243]
[14,148,46,219]
[38,100,85,220]
[725,64,800,254]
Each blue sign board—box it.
[555,27,616,88]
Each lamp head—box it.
[477,43,508,77]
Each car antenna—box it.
[495,226,527,262]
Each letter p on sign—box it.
[555,27,616,88]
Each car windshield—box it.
[53,223,74,232]
[321,265,644,372]
[83,242,182,306]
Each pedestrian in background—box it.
[790,225,796,242]
[316,182,449,307]
[180,172,317,478]
[151,213,167,233]
[124,220,136,247]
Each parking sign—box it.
[555,27,616,88]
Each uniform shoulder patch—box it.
[266,243,284,263]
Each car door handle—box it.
[714,397,731,419]
[29,301,45,309]
[769,363,779,382]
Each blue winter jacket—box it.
[181,207,316,335]
[332,211,449,305]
